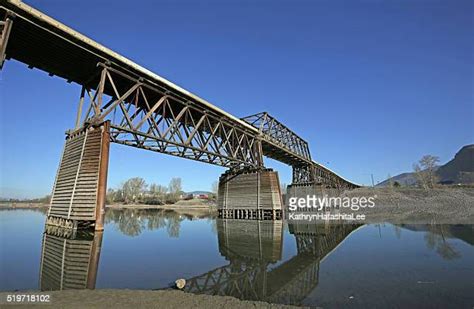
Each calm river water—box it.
[1,208,473,308]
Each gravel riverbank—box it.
[0,290,302,309]
[340,187,474,224]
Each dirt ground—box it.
[0,290,301,309]
[0,202,49,209]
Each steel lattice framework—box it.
[292,164,357,188]
[71,64,358,188]
[185,261,267,299]
[75,64,263,169]
[242,112,358,188]
[0,1,360,188]
[241,112,311,163]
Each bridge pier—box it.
[40,226,104,290]
[218,168,283,220]
[47,122,110,231]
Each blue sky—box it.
[1,0,472,198]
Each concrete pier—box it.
[217,169,283,220]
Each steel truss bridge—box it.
[184,222,360,306]
[0,0,358,188]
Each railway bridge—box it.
[0,0,359,230]
[38,218,359,306]
[184,220,360,305]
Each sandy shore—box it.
[0,201,217,216]
[0,290,301,308]
[0,203,49,209]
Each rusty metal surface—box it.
[0,9,13,68]
[76,65,263,168]
[94,122,110,231]
[241,112,312,165]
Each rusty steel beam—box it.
[241,112,312,164]
[86,231,104,289]
[0,10,13,69]
[75,64,264,169]
[292,163,359,189]
[94,122,110,231]
[242,112,359,188]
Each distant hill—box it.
[186,191,213,195]
[377,172,418,187]
[378,144,474,187]
[437,144,474,184]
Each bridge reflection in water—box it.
[184,219,360,306]
[39,226,103,291]
[37,214,359,305]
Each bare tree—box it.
[168,177,182,196]
[122,177,147,203]
[386,174,393,188]
[211,181,218,193]
[211,181,219,197]
[146,183,168,204]
[150,183,167,196]
[413,155,440,189]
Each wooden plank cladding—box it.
[217,219,283,263]
[39,229,103,291]
[218,168,283,220]
[48,123,110,225]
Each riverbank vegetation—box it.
[106,177,183,205]
[106,177,216,206]
[0,195,51,204]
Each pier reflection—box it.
[39,225,103,291]
[185,219,283,300]
[185,218,360,306]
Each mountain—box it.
[186,191,213,195]
[377,144,474,187]
[377,172,418,187]
[437,145,474,184]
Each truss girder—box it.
[241,112,311,163]
[75,64,263,168]
[292,164,358,189]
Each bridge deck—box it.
[0,0,257,133]
[1,0,360,188]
